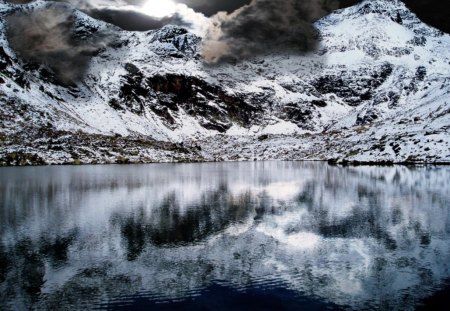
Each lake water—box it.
[1,162,450,310]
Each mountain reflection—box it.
[0,163,449,310]
[114,184,256,261]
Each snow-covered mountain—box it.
[0,0,449,165]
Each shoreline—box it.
[1,158,449,168]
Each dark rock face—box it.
[149,74,263,132]
[114,63,151,114]
[372,91,400,108]
[73,19,100,40]
[387,91,401,109]
[415,66,427,81]
[356,108,380,125]
[282,103,314,124]
[313,63,393,106]
[312,100,327,107]
[0,47,13,71]
[150,26,200,58]
[112,64,263,132]
[151,26,189,43]
[277,99,327,129]
[357,1,407,21]
[408,36,427,46]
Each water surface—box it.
[1,162,450,310]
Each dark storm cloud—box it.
[5,0,197,31]
[202,0,340,63]
[177,0,251,16]
[6,5,114,84]
[87,8,188,31]
[71,0,186,31]
[5,1,180,33]
[5,1,450,34]
[402,0,450,34]
[5,0,33,3]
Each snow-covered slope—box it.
[0,0,449,165]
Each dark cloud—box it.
[6,4,114,84]
[5,1,450,34]
[87,8,188,31]
[5,0,33,3]
[177,0,251,16]
[402,0,450,34]
[202,0,340,63]
[66,0,186,31]
[5,0,196,31]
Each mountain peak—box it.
[0,0,449,165]
[356,0,411,20]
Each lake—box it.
[1,162,450,310]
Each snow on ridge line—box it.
[0,0,449,165]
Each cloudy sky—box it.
[7,1,450,33]
[73,0,450,34]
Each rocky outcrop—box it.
[0,0,449,164]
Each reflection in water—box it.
[114,183,255,253]
[0,162,450,310]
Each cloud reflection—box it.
[0,163,449,310]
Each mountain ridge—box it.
[0,0,449,165]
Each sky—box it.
[401,0,450,34]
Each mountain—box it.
[0,0,449,165]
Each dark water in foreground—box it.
[1,162,450,310]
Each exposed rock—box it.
[0,0,449,165]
